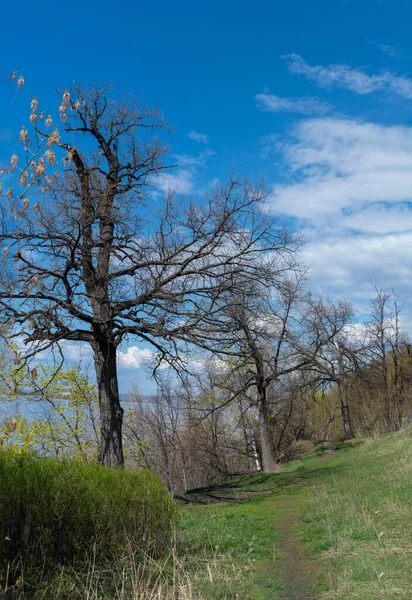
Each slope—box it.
[178,430,412,599]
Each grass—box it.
[177,430,412,599]
[178,467,324,599]
[4,430,412,598]
[303,431,412,599]
[179,491,284,599]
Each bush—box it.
[0,451,176,589]
[280,439,314,462]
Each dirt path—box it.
[276,495,319,600]
[274,448,337,599]
[179,456,337,599]
[319,441,335,460]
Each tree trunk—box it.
[337,380,354,440]
[251,436,262,471]
[382,358,392,432]
[258,392,280,473]
[393,351,403,432]
[336,343,354,440]
[395,396,404,432]
[93,340,124,467]
[394,376,404,432]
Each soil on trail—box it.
[319,441,335,460]
[276,495,320,600]
[180,453,337,599]
[274,445,336,599]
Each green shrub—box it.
[0,451,176,589]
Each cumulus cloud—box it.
[188,131,209,144]
[260,115,412,313]
[341,205,412,234]
[303,232,412,306]
[283,53,412,98]
[117,347,154,369]
[11,339,94,375]
[157,169,195,194]
[270,117,412,220]
[62,343,93,361]
[255,91,331,115]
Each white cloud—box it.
[10,339,94,377]
[259,115,412,316]
[270,117,412,220]
[157,169,195,194]
[117,346,154,369]
[157,145,215,194]
[283,54,412,99]
[303,232,412,304]
[188,131,209,144]
[255,92,331,115]
[62,342,93,362]
[174,149,215,166]
[342,205,412,234]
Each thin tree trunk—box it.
[258,391,280,473]
[93,340,124,467]
[337,380,354,440]
[396,392,404,432]
[394,363,404,432]
[251,436,262,471]
[275,394,294,458]
[336,343,354,440]
[382,357,392,432]
[393,302,403,432]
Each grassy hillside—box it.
[177,430,412,599]
[4,430,412,599]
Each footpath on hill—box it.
[178,431,412,600]
[178,443,335,599]
[276,493,319,600]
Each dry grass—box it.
[9,538,250,600]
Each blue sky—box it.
[3,0,412,391]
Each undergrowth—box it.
[0,451,175,596]
[3,431,412,599]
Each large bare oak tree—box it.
[0,85,290,466]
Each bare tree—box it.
[366,288,393,431]
[390,298,408,432]
[303,297,360,440]
[366,287,408,432]
[0,85,290,466]
[218,269,311,472]
[123,381,254,492]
